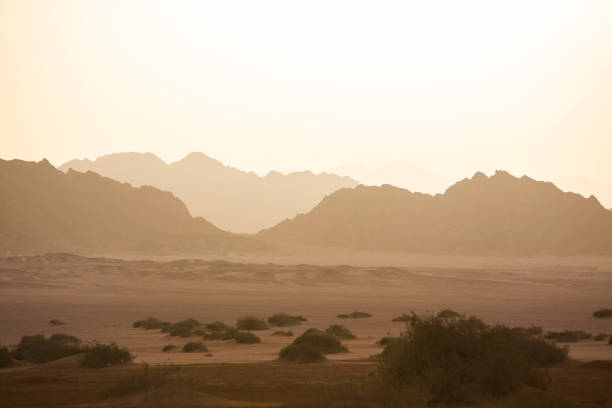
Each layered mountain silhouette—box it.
[0,159,267,255]
[259,170,612,255]
[60,152,357,233]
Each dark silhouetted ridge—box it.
[0,159,268,255]
[258,171,612,255]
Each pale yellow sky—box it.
[1,0,611,185]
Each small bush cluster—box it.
[544,330,592,342]
[279,343,325,363]
[236,316,268,331]
[376,336,397,346]
[182,341,208,353]
[291,329,348,354]
[337,311,372,319]
[48,319,65,326]
[162,344,178,352]
[391,314,410,322]
[12,334,82,364]
[161,318,201,337]
[268,313,307,327]
[80,343,134,368]
[0,345,12,367]
[594,333,608,341]
[593,308,612,318]
[133,317,169,330]
[233,331,261,344]
[325,324,357,340]
[380,313,568,405]
[437,309,462,319]
[271,330,294,337]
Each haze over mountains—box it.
[332,161,450,195]
[259,170,612,255]
[60,152,358,233]
[0,159,267,256]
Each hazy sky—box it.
[1,0,611,185]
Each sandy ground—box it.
[1,252,611,364]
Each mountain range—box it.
[0,159,267,256]
[60,152,358,233]
[259,170,612,255]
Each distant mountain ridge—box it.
[60,152,358,233]
[0,159,267,255]
[259,170,612,255]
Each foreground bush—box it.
[593,308,612,318]
[182,341,208,352]
[0,345,12,367]
[12,334,82,364]
[101,363,185,398]
[80,343,134,368]
[290,329,348,354]
[325,324,357,340]
[337,311,372,319]
[380,313,568,405]
[272,330,294,336]
[133,317,169,330]
[279,343,325,363]
[236,316,268,331]
[544,330,591,342]
[268,313,307,327]
[161,318,201,337]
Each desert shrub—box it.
[544,330,591,342]
[377,336,398,347]
[162,318,201,337]
[133,317,169,330]
[268,313,307,327]
[272,330,294,337]
[279,343,325,363]
[162,344,178,352]
[392,314,410,322]
[204,321,230,332]
[182,341,208,352]
[0,345,12,367]
[593,308,612,318]
[48,319,65,326]
[337,311,372,319]
[594,333,608,341]
[521,325,544,337]
[12,334,82,364]
[236,316,268,331]
[609,336,612,345]
[437,309,462,319]
[80,343,133,368]
[291,330,348,354]
[380,313,568,405]
[101,363,184,398]
[325,324,357,340]
[233,331,261,344]
[524,368,551,391]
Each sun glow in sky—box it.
[1,0,611,185]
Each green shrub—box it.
[0,345,12,367]
[392,314,410,322]
[80,343,133,368]
[133,317,169,330]
[101,363,184,398]
[162,318,201,337]
[162,344,178,352]
[12,334,81,364]
[272,330,294,337]
[593,308,612,318]
[268,313,307,327]
[337,311,372,319]
[380,313,568,405]
[204,321,230,332]
[437,309,462,319]
[48,319,65,326]
[325,324,357,340]
[236,316,268,331]
[594,333,608,341]
[279,343,325,363]
[544,330,591,342]
[291,330,348,354]
[233,331,261,344]
[182,341,208,352]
